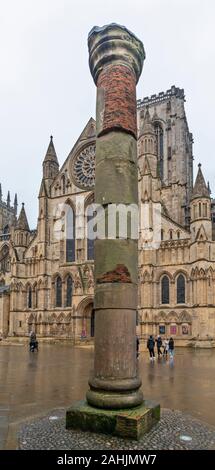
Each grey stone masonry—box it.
[18,408,215,450]
[137,85,193,205]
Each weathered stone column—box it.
[86,24,145,409]
[66,25,160,438]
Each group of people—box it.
[29,331,173,359]
[147,335,174,360]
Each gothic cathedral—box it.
[1,85,215,347]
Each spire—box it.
[16,203,30,231]
[207,181,212,195]
[14,193,18,214]
[43,135,59,181]
[192,163,210,199]
[43,135,59,165]
[7,191,10,207]
[139,106,155,137]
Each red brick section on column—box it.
[97,64,137,138]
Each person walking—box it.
[147,335,155,360]
[156,335,163,357]
[29,330,38,351]
[30,330,36,342]
[169,337,174,359]
[163,337,169,357]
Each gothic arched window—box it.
[66,276,73,307]
[66,206,75,262]
[194,205,197,219]
[35,288,38,309]
[27,286,32,309]
[199,202,202,217]
[3,225,9,234]
[56,276,62,307]
[61,175,66,195]
[86,203,95,260]
[161,276,170,304]
[0,245,9,272]
[203,203,207,217]
[154,122,164,181]
[177,274,185,304]
[149,139,153,153]
[85,200,97,260]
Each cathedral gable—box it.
[51,118,96,197]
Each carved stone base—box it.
[86,388,143,409]
[66,399,160,440]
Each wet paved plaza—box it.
[1,343,215,448]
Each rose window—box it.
[72,145,95,190]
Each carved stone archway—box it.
[77,297,94,339]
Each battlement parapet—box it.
[137,85,185,108]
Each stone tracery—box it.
[72,145,96,190]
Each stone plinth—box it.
[66,400,160,440]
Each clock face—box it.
[71,144,96,190]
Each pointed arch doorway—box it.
[82,301,95,339]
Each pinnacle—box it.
[43,135,59,165]
[16,203,30,231]
[192,164,210,199]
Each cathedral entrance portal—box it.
[81,301,94,339]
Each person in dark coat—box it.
[147,335,155,359]
[29,331,38,351]
[156,335,163,357]
[169,337,174,358]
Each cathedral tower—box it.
[138,106,157,177]
[137,86,193,193]
[14,203,30,258]
[37,136,59,260]
[190,164,212,241]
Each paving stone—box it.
[18,408,215,450]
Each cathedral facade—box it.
[1,85,215,346]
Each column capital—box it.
[88,23,145,85]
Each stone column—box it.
[86,24,145,409]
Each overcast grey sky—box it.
[0,0,215,227]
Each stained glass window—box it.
[177,274,185,304]
[66,207,75,262]
[56,276,62,307]
[28,286,32,309]
[161,276,169,304]
[66,276,73,307]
